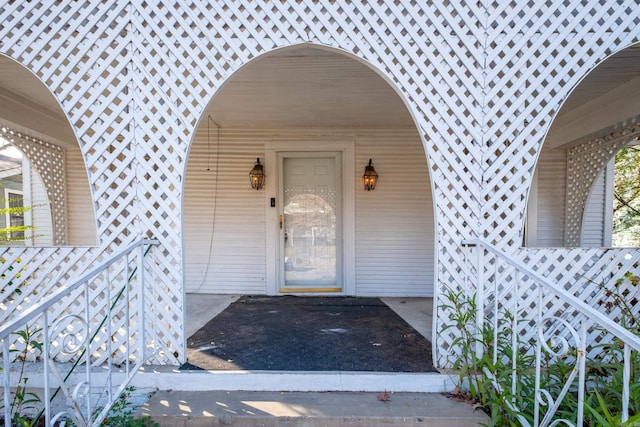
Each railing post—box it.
[474,243,484,359]
[84,280,92,422]
[622,343,631,422]
[577,316,587,427]
[3,339,10,427]
[511,270,519,402]
[534,285,542,427]
[106,268,113,406]
[138,242,146,363]
[125,253,131,375]
[43,312,51,425]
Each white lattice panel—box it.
[0,1,639,368]
[435,2,640,366]
[1,245,157,364]
[509,247,638,357]
[565,124,640,246]
[0,247,95,324]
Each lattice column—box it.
[439,1,640,367]
[565,124,640,246]
[478,1,640,251]
[0,2,143,362]
[0,124,67,245]
[0,1,136,245]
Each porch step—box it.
[137,390,489,427]
[131,367,455,392]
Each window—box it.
[3,188,25,242]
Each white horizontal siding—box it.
[27,162,53,246]
[355,132,434,296]
[66,148,97,246]
[532,148,567,247]
[582,164,609,247]
[184,128,434,297]
[184,128,266,294]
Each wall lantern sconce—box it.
[362,159,378,191]
[249,158,265,190]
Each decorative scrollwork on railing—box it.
[49,314,90,356]
[536,316,585,427]
[1,239,158,427]
[50,411,74,426]
[537,317,582,358]
[47,316,93,426]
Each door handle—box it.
[280,215,283,229]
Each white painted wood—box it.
[65,148,97,246]
[564,125,640,246]
[0,0,638,368]
[580,156,615,247]
[22,157,33,245]
[548,74,640,149]
[524,170,538,247]
[529,147,567,247]
[603,157,615,247]
[205,46,414,130]
[183,129,267,294]
[25,159,53,246]
[582,163,609,247]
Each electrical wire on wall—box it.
[197,115,220,291]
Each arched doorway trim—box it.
[565,123,640,246]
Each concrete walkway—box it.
[138,390,488,427]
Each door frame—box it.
[279,152,342,293]
[265,139,355,295]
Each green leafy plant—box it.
[0,324,43,427]
[612,145,640,247]
[96,387,159,427]
[1,256,28,298]
[441,289,534,425]
[585,270,640,424]
[441,272,640,427]
[586,390,640,427]
[0,184,36,245]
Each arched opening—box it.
[0,140,52,245]
[0,55,97,247]
[610,142,640,246]
[581,139,640,247]
[182,45,436,371]
[526,44,640,248]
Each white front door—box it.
[279,153,342,293]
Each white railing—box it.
[461,239,640,426]
[1,239,159,427]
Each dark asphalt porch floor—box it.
[182,295,435,372]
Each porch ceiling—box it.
[205,46,415,129]
[546,44,640,148]
[0,45,639,146]
[0,57,76,147]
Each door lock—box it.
[279,215,283,229]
